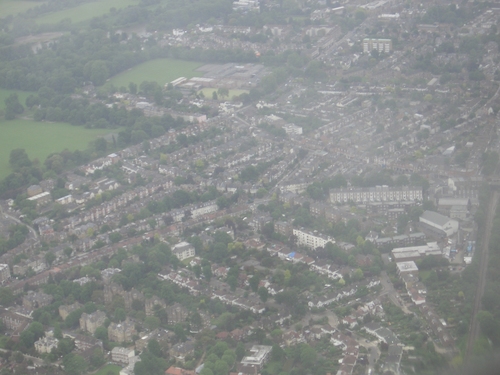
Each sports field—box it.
[94,364,121,375]
[0,0,46,18]
[35,0,139,25]
[199,88,249,100]
[107,58,203,88]
[0,119,115,178]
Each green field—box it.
[35,0,139,25]
[107,58,203,88]
[94,364,121,375]
[0,89,35,111]
[0,0,46,18]
[0,119,116,179]
[199,88,249,101]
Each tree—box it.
[64,247,73,258]
[249,275,261,292]
[94,326,108,341]
[300,345,317,367]
[135,350,167,375]
[212,91,218,100]
[109,232,123,243]
[95,138,107,153]
[214,360,229,375]
[203,264,212,282]
[0,287,14,306]
[45,252,56,266]
[352,268,364,281]
[148,339,162,357]
[63,353,88,375]
[236,342,246,361]
[145,316,160,331]
[217,87,229,100]
[129,82,138,94]
[258,286,268,302]
[89,347,106,369]
[9,148,31,170]
[4,93,24,120]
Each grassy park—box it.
[199,88,249,100]
[107,58,203,89]
[94,364,121,375]
[35,0,139,25]
[0,119,116,179]
[0,0,46,18]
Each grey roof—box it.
[420,210,451,226]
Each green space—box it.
[199,88,249,100]
[0,89,35,111]
[0,119,116,179]
[107,58,203,89]
[35,0,139,25]
[94,364,121,375]
[0,0,46,18]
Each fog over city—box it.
[0,1,500,375]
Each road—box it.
[0,202,38,241]
[465,190,499,359]
[379,271,411,314]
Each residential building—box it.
[396,261,419,276]
[0,308,31,336]
[292,228,334,250]
[165,366,196,375]
[34,336,59,354]
[240,345,272,371]
[135,328,172,352]
[330,186,422,204]
[363,38,392,53]
[145,296,167,316]
[166,303,189,325]
[169,341,195,363]
[59,302,82,320]
[108,319,137,343]
[111,347,135,364]
[172,242,196,261]
[22,291,53,310]
[80,310,107,334]
[0,264,11,284]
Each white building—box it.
[396,261,419,275]
[111,347,135,365]
[34,336,59,354]
[241,345,272,369]
[363,38,392,53]
[293,229,334,250]
[282,124,303,135]
[419,211,459,237]
[330,186,422,204]
[172,242,196,261]
[391,242,441,262]
[0,264,11,284]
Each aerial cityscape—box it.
[0,0,499,375]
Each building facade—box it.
[330,186,422,204]
[172,242,196,261]
[363,38,392,53]
[292,229,333,250]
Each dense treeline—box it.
[0,29,259,94]
[0,224,29,255]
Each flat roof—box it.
[396,261,418,273]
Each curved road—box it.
[465,190,499,359]
[0,203,38,240]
